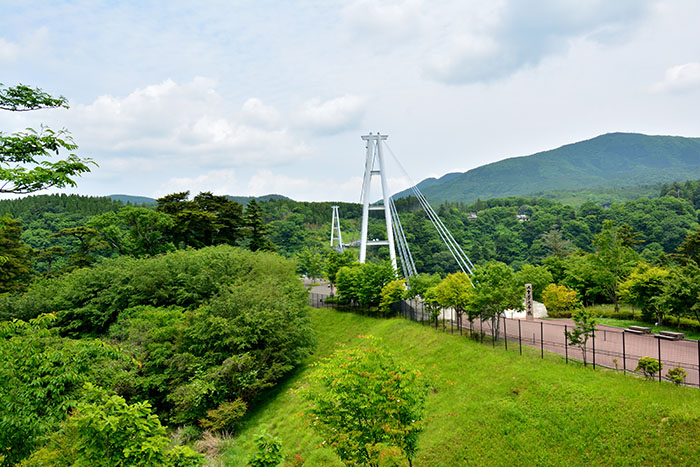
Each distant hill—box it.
[107,193,291,206]
[107,194,157,205]
[394,133,700,204]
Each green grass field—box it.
[223,308,700,466]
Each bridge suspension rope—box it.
[384,141,475,280]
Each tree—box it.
[429,272,475,332]
[295,246,325,280]
[404,273,441,300]
[379,279,406,314]
[88,206,175,257]
[676,228,700,266]
[659,263,700,326]
[618,264,669,323]
[245,199,275,251]
[468,262,523,339]
[304,336,429,466]
[325,249,355,295]
[335,261,396,307]
[514,264,553,302]
[0,215,33,292]
[592,221,638,312]
[541,227,574,257]
[565,308,596,366]
[1,83,94,194]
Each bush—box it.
[379,279,406,315]
[667,367,688,385]
[304,336,429,466]
[636,356,662,379]
[248,430,284,467]
[22,383,203,467]
[0,314,136,465]
[542,284,580,313]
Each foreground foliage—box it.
[304,336,429,466]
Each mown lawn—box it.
[223,308,700,466]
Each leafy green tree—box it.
[541,284,580,313]
[618,264,669,322]
[659,263,700,326]
[514,264,553,302]
[468,261,523,339]
[295,246,325,280]
[304,336,429,467]
[429,272,475,330]
[335,261,396,307]
[245,199,275,251]
[1,83,94,194]
[379,279,406,314]
[592,221,638,312]
[676,228,700,266]
[50,225,103,270]
[88,206,175,257]
[565,308,597,366]
[23,383,203,466]
[0,215,32,292]
[541,227,574,257]
[0,314,136,465]
[325,249,356,295]
[404,273,442,300]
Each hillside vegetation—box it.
[225,308,700,466]
[395,133,700,204]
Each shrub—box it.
[667,367,687,385]
[636,356,662,379]
[304,336,429,466]
[22,383,203,466]
[248,430,284,467]
[542,284,580,313]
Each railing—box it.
[309,292,700,388]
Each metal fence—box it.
[309,292,700,388]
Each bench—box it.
[658,330,685,340]
[625,325,652,335]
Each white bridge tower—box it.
[330,205,343,251]
[359,133,397,271]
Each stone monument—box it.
[525,283,534,321]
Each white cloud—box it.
[342,0,652,84]
[240,98,281,128]
[652,62,700,93]
[0,37,19,61]
[70,78,309,166]
[160,168,238,197]
[295,95,367,135]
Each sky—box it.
[1,0,700,203]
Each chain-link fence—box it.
[309,292,700,388]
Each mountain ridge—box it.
[394,132,700,204]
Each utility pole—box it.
[359,132,397,271]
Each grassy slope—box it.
[224,309,700,466]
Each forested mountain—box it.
[106,193,291,206]
[394,133,700,204]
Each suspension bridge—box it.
[331,132,475,279]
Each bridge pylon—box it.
[359,132,397,271]
[330,205,343,251]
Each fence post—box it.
[658,336,662,383]
[451,309,454,335]
[480,317,484,344]
[565,325,568,364]
[540,321,544,359]
[592,329,596,370]
[503,316,508,351]
[622,332,626,374]
[492,318,495,348]
[518,320,522,355]
[697,340,700,388]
